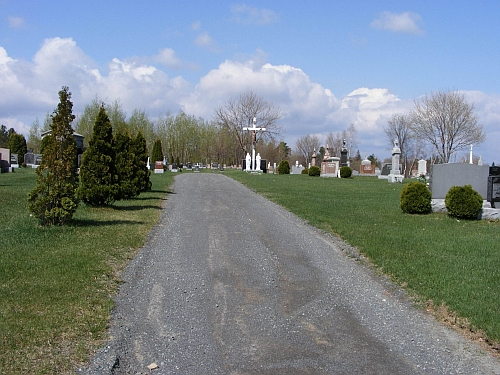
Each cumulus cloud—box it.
[0,38,190,124]
[231,4,278,25]
[371,11,424,34]
[8,16,26,29]
[2,37,499,162]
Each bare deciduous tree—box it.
[214,91,281,160]
[295,134,321,166]
[384,113,414,177]
[325,131,343,157]
[409,90,485,164]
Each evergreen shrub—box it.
[339,166,352,178]
[445,185,483,219]
[308,165,321,176]
[400,181,431,214]
[27,87,79,225]
[301,168,309,174]
[131,132,151,192]
[277,160,290,175]
[77,105,118,206]
[152,139,163,162]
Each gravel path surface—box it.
[82,173,500,374]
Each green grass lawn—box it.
[226,170,500,348]
[1,168,499,374]
[0,168,174,374]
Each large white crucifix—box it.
[243,117,266,171]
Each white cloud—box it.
[8,16,25,29]
[1,38,499,163]
[231,4,278,25]
[153,48,184,69]
[371,11,424,35]
[191,21,201,31]
[194,31,218,52]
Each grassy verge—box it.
[0,168,174,374]
[226,170,500,349]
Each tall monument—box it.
[388,139,404,183]
[243,117,266,172]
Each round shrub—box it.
[445,185,483,219]
[301,168,309,174]
[339,166,352,178]
[277,160,290,175]
[400,181,431,214]
[308,165,321,176]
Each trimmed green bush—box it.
[400,181,431,214]
[301,168,309,174]
[445,185,483,219]
[339,166,352,178]
[277,160,290,175]
[308,165,321,176]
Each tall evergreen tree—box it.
[131,132,151,192]
[78,105,118,206]
[114,131,140,200]
[0,125,9,147]
[152,139,163,162]
[8,132,28,164]
[27,86,79,225]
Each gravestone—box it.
[418,159,427,176]
[340,140,348,167]
[359,156,375,175]
[25,151,34,165]
[10,154,19,168]
[0,148,11,172]
[388,140,404,183]
[487,164,500,208]
[431,163,489,199]
[321,157,340,177]
[154,161,164,174]
[381,163,391,176]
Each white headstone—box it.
[418,159,427,176]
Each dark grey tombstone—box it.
[381,163,391,175]
[340,149,348,167]
[24,152,35,165]
[431,163,489,199]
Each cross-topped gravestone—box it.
[243,117,266,172]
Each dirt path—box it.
[82,173,500,374]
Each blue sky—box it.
[1,1,499,163]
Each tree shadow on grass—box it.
[70,219,146,227]
[132,190,175,200]
[111,205,163,211]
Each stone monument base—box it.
[388,174,403,183]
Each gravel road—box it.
[82,172,500,374]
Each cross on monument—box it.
[243,117,266,171]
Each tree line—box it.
[23,91,285,169]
